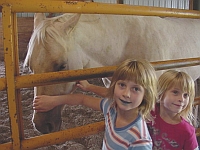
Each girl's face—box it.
[160,86,189,115]
[113,80,145,111]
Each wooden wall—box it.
[0,17,34,61]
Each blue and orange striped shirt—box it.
[100,98,152,150]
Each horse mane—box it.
[23,14,71,70]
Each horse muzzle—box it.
[32,106,62,134]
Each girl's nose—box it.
[178,94,184,102]
[123,88,130,98]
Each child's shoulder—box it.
[100,98,115,113]
[100,98,112,107]
[167,117,196,138]
[180,117,196,133]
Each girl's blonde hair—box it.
[157,70,195,124]
[107,59,157,121]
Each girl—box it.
[78,70,199,149]
[147,70,199,150]
[70,70,199,149]
[33,59,157,150]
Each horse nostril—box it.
[46,123,54,133]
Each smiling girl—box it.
[33,59,157,150]
[148,70,198,150]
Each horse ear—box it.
[34,13,46,30]
[63,14,81,32]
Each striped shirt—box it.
[100,98,152,150]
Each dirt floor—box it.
[0,61,105,150]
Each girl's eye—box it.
[119,82,126,88]
[183,93,189,98]
[172,90,179,95]
[132,87,140,92]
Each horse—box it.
[24,13,200,134]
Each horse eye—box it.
[58,64,66,71]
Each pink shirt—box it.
[147,104,198,150]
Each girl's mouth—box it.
[120,99,132,104]
[173,103,184,108]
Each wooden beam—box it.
[190,0,194,10]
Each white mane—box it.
[23,14,71,69]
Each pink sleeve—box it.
[184,131,198,150]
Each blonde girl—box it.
[148,70,198,150]
[33,59,157,150]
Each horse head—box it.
[24,13,81,133]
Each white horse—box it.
[24,13,200,134]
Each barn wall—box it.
[124,0,190,9]
[0,17,33,61]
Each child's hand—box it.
[76,80,91,91]
[33,95,57,112]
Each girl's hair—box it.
[107,59,157,121]
[157,70,195,124]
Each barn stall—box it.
[0,0,200,149]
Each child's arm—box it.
[76,80,108,97]
[33,94,102,112]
